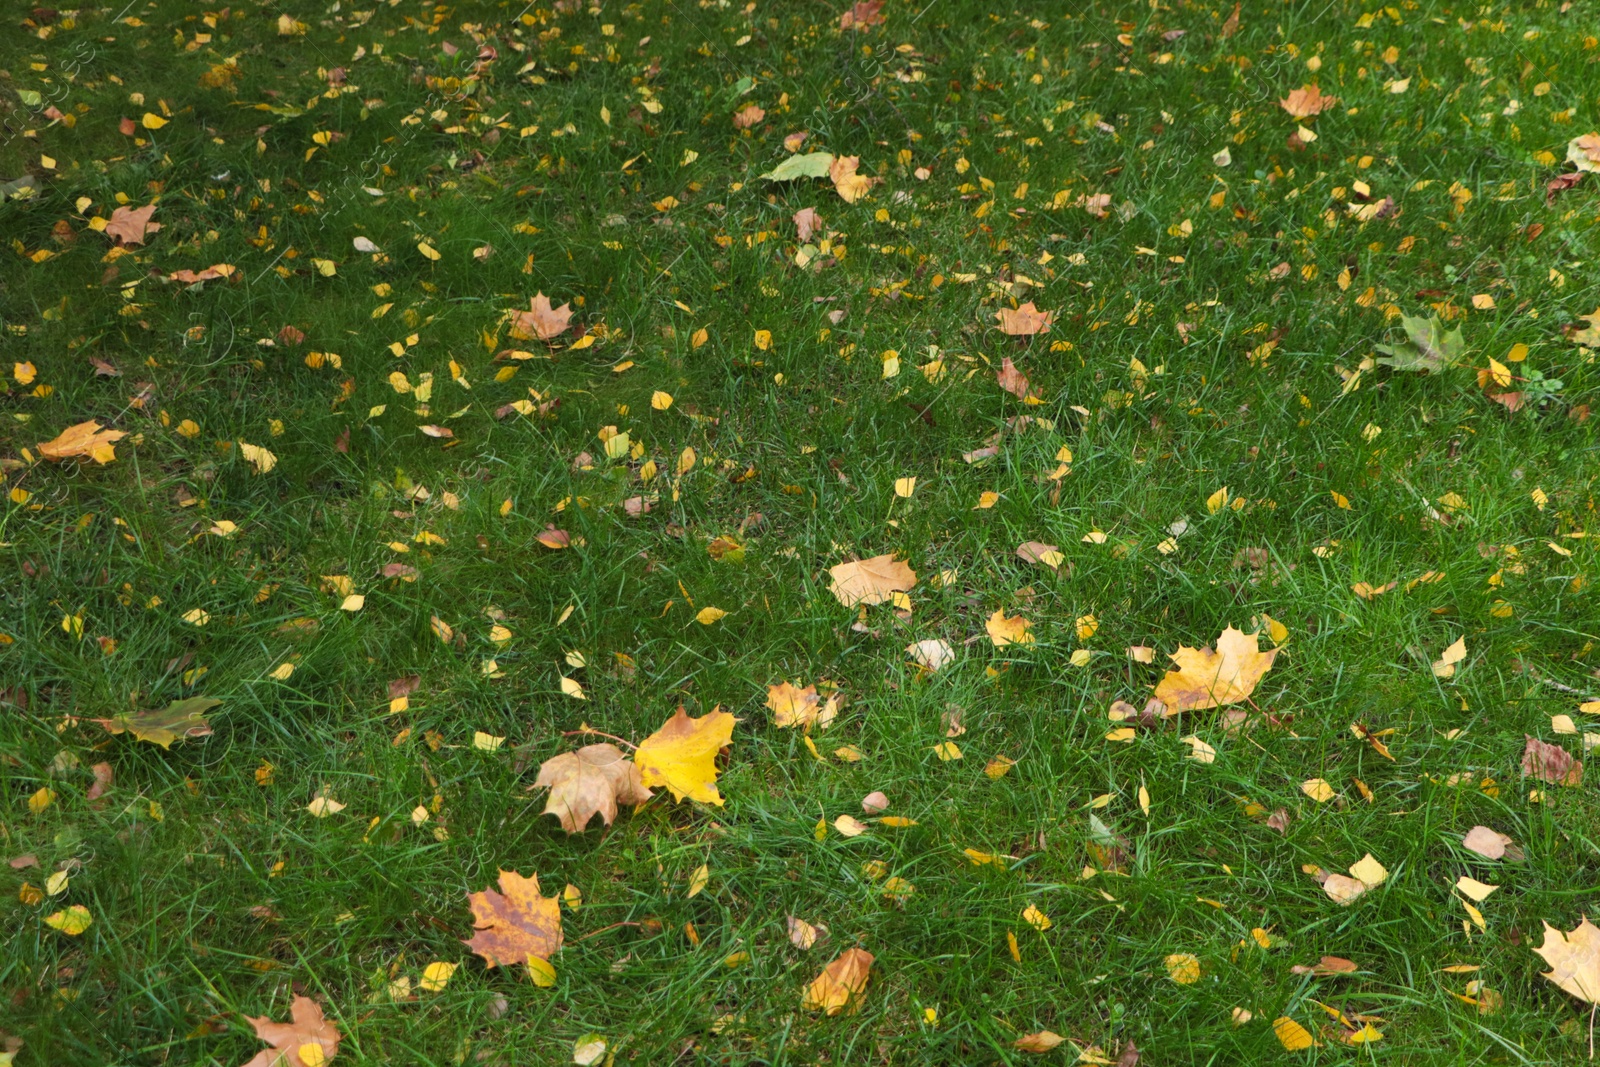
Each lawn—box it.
[4,0,1600,1063]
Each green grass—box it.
[3,0,1600,1062]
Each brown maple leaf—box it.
[104,203,160,245]
[794,206,822,241]
[508,293,574,342]
[533,743,652,833]
[996,357,1032,399]
[1279,85,1338,120]
[463,869,563,968]
[241,995,341,1067]
[827,553,917,607]
[732,103,765,130]
[38,420,127,465]
[995,302,1055,336]
[838,0,884,30]
[1153,627,1277,712]
[1522,735,1582,787]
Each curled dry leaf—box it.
[634,705,738,805]
[533,743,653,833]
[827,553,917,607]
[463,870,563,969]
[39,421,127,465]
[242,995,341,1067]
[1153,626,1277,712]
[1521,735,1582,787]
[509,293,574,342]
[995,301,1055,336]
[802,947,873,1014]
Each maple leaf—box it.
[767,681,821,728]
[732,103,765,130]
[1570,308,1600,349]
[802,947,873,1014]
[986,609,1033,648]
[1521,735,1582,787]
[38,421,127,465]
[1533,917,1600,1004]
[634,706,738,804]
[93,697,219,748]
[242,995,341,1067]
[827,553,917,607]
[1374,314,1468,373]
[104,203,160,245]
[838,0,885,30]
[463,870,563,968]
[1279,84,1338,119]
[995,302,1055,336]
[794,206,822,241]
[1567,132,1600,174]
[508,293,573,342]
[829,155,876,203]
[994,357,1035,401]
[1152,627,1277,712]
[533,743,652,833]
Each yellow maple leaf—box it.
[1153,626,1277,712]
[986,608,1034,648]
[38,421,127,465]
[1533,916,1600,1003]
[634,706,738,805]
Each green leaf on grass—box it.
[761,152,835,182]
[94,697,221,748]
[1374,314,1467,373]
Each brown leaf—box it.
[8,853,39,869]
[995,302,1055,336]
[1280,84,1337,119]
[1013,1031,1064,1053]
[1220,1,1240,36]
[533,743,652,833]
[1461,825,1516,860]
[38,420,127,465]
[827,553,917,607]
[536,526,571,550]
[838,0,884,30]
[1153,627,1277,712]
[794,206,822,242]
[802,947,873,1014]
[103,203,160,246]
[1547,171,1585,204]
[241,995,341,1067]
[1015,541,1064,569]
[767,681,821,728]
[463,870,563,968]
[509,292,574,342]
[996,357,1032,399]
[86,762,113,802]
[732,104,765,130]
[1522,735,1582,787]
[1117,1039,1141,1067]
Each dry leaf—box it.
[1533,917,1600,1004]
[1349,853,1388,887]
[1153,627,1277,711]
[1462,825,1514,860]
[509,293,574,342]
[731,104,765,129]
[634,706,738,804]
[39,421,127,465]
[996,302,1055,336]
[1165,953,1201,984]
[1322,873,1368,905]
[1013,1031,1064,1053]
[767,681,822,728]
[986,609,1033,647]
[862,790,889,812]
[1522,735,1582,787]
[905,639,956,671]
[794,206,822,241]
[996,357,1032,399]
[533,743,652,833]
[1431,636,1466,678]
[242,996,341,1067]
[1279,84,1338,119]
[1015,541,1064,569]
[838,0,885,29]
[463,870,563,969]
[1567,132,1600,174]
[829,155,876,203]
[104,203,160,245]
[802,947,873,1014]
[1300,778,1335,802]
[828,553,917,607]
[1272,1016,1315,1051]
[787,915,821,950]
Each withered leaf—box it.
[802,947,873,1014]
[533,743,652,833]
[463,870,563,968]
[242,995,341,1067]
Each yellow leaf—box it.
[933,741,962,761]
[28,787,55,813]
[1206,486,1229,513]
[753,329,772,351]
[1165,953,1201,984]
[695,606,728,625]
[687,863,710,897]
[985,754,1017,778]
[1013,1031,1063,1053]
[1273,1016,1316,1051]
[1154,626,1276,711]
[1300,778,1335,802]
[975,490,999,509]
[473,731,505,752]
[141,112,168,129]
[1533,917,1600,1003]
[802,948,873,1015]
[45,905,93,935]
[893,476,917,498]
[527,955,557,986]
[986,609,1033,647]
[1349,853,1387,887]
[418,241,441,261]
[1022,904,1052,931]
[828,554,917,607]
[560,677,587,700]
[340,594,365,613]
[651,391,674,410]
[634,706,738,805]
[833,814,868,837]
[45,870,68,896]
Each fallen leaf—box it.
[1375,314,1468,374]
[39,420,128,465]
[862,790,889,813]
[838,0,885,29]
[537,526,571,550]
[1153,627,1277,711]
[1015,541,1064,569]
[732,103,765,129]
[828,553,917,607]
[1534,917,1600,1004]
[787,915,821,949]
[1522,735,1582,786]
[533,743,653,833]
[103,203,160,245]
[573,1035,607,1066]
[93,697,219,748]
[829,155,876,202]
[463,870,563,969]
[762,151,835,182]
[242,995,341,1067]
[794,206,821,241]
[1462,825,1515,860]
[1272,1016,1316,1051]
[905,639,956,671]
[802,947,873,1014]
[996,302,1056,336]
[1322,873,1368,905]
[986,609,1033,647]
[44,904,92,936]
[1181,735,1216,764]
[634,706,738,805]
[1013,1031,1064,1053]
[509,293,573,342]
[1568,131,1600,174]
[1300,778,1335,802]
[1165,953,1201,984]
[1349,853,1388,887]
[996,357,1033,399]
[767,681,821,727]
[1456,876,1498,902]
[1279,84,1338,119]
[834,814,868,837]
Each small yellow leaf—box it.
[141,112,168,129]
[28,787,55,814]
[975,491,1000,509]
[418,241,441,261]
[340,594,365,613]
[651,391,674,410]
[1165,953,1201,984]
[687,863,710,897]
[893,476,917,498]
[695,606,728,625]
[1300,778,1335,802]
[1273,1016,1315,1051]
[833,814,868,837]
[933,741,962,761]
[527,955,557,987]
[1022,903,1052,931]
[45,905,93,936]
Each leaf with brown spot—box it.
[533,743,652,833]
[463,870,563,969]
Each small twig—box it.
[1588,1000,1595,1060]
[561,727,636,750]
[1535,676,1593,699]
[575,921,640,942]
